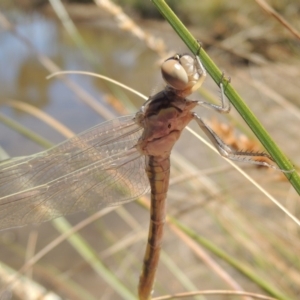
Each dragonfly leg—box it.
[187,45,207,93]
[195,43,206,79]
[194,42,231,114]
[192,113,281,169]
[196,74,231,114]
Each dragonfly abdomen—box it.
[138,155,170,300]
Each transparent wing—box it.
[0,115,149,230]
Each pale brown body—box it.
[135,89,197,299]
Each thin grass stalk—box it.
[48,0,95,62]
[52,218,136,300]
[169,216,293,300]
[0,113,53,149]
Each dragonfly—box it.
[0,48,277,300]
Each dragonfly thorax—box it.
[136,95,197,158]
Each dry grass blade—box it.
[3,100,74,138]
[153,290,277,300]
[94,0,168,57]
[0,263,62,300]
[255,0,300,40]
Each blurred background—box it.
[0,1,300,299]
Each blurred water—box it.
[0,9,160,156]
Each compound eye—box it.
[179,54,195,75]
[161,58,189,90]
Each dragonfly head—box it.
[161,54,204,95]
